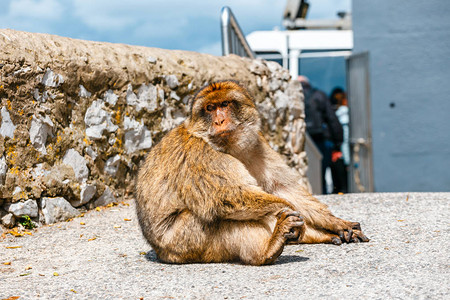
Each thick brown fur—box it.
[136,80,368,265]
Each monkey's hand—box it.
[275,208,305,245]
[331,222,369,245]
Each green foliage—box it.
[19,215,35,229]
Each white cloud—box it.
[71,0,139,31]
[9,0,64,20]
[132,17,190,40]
[197,41,222,56]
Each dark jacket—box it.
[304,86,343,147]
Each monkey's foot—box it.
[258,209,305,265]
[276,209,305,244]
[332,222,369,244]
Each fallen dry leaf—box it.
[124,218,131,221]
[3,296,20,300]
[113,225,121,228]
[6,246,22,249]
[70,289,77,294]
[80,222,86,225]
[53,272,59,276]
[25,265,32,270]
[3,261,11,265]
[88,237,97,241]
[8,231,24,237]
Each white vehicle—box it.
[246,29,352,81]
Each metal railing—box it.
[220,6,255,58]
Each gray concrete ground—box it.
[1,193,449,299]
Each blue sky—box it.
[0,0,350,56]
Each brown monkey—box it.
[136,80,368,265]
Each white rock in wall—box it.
[0,107,16,138]
[29,114,54,154]
[31,163,51,180]
[62,149,89,182]
[286,80,304,119]
[13,186,22,196]
[85,146,98,160]
[159,88,165,103]
[273,90,290,110]
[123,116,152,154]
[0,156,7,185]
[41,68,64,87]
[104,154,121,176]
[147,56,157,64]
[160,107,185,132]
[33,89,49,102]
[84,99,118,140]
[79,85,92,98]
[126,83,159,112]
[170,91,180,101]
[281,70,291,81]
[71,183,97,207]
[266,61,282,74]
[269,78,282,91]
[92,187,115,207]
[165,75,179,89]
[7,199,39,218]
[256,76,262,88]
[41,197,79,224]
[249,59,267,75]
[13,67,31,76]
[104,89,118,106]
[1,213,15,228]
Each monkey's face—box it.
[188,81,261,152]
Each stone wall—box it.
[0,29,307,228]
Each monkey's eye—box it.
[221,101,229,107]
[206,104,215,112]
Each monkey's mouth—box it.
[212,129,234,138]
[217,130,233,136]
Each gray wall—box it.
[352,0,450,191]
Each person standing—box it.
[330,87,350,193]
[298,76,343,194]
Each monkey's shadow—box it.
[144,250,309,265]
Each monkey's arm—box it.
[183,170,296,223]
[217,187,295,221]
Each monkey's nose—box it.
[215,119,225,125]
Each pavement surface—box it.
[1,192,449,299]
